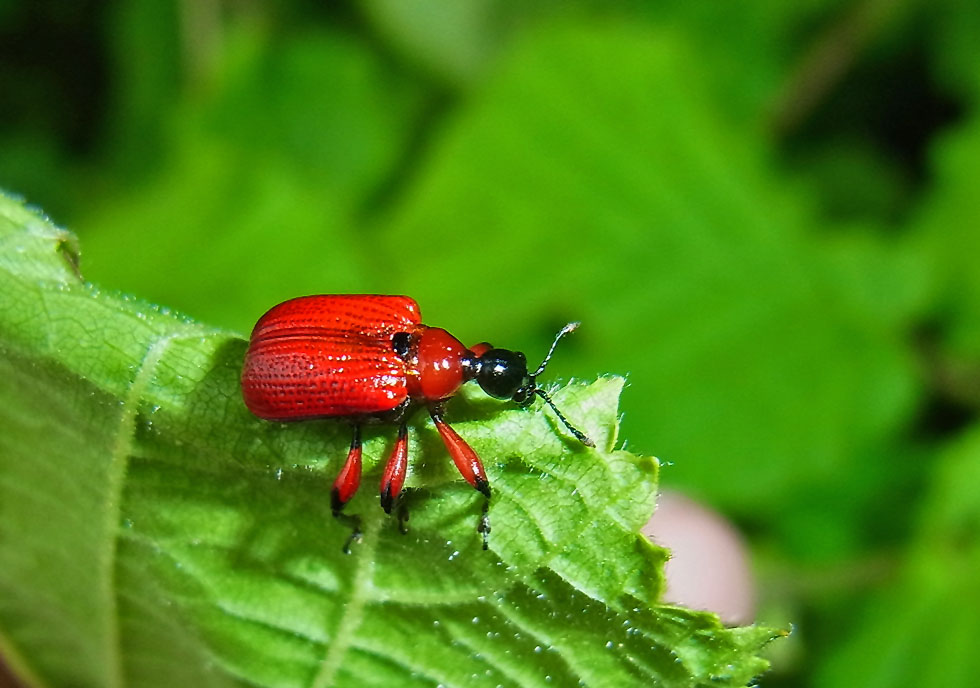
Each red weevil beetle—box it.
[241,294,593,550]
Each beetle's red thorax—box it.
[407,327,470,402]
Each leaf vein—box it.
[100,329,207,688]
[310,510,382,688]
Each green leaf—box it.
[0,193,780,687]
[362,0,501,85]
[362,0,845,124]
[930,0,980,100]
[909,115,980,359]
[817,426,980,688]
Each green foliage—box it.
[0,195,780,687]
[6,0,980,685]
[911,117,980,359]
[817,427,980,687]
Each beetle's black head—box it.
[470,323,596,448]
[474,348,533,404]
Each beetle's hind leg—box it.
[331,424,363,553]
[429,405,492,550]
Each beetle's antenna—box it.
[532,322,580,377]
[535,388,595,447]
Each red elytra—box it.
[241,294,593,550]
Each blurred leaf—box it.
[0,193,781,687]
[0,133,73,219]
[104,0,182,177]
[374,23,919,526]
[363,0,848,125]
[647,0,854,126]
[820,229,931,332]
[199,27,422,201]
[75,25,425,332]
[785,140,911,224]
[817,426,980,688]
[930,0,980,101]
[909,115,980,359]
[362,0,501,84]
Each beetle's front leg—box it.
[429,404,491,550]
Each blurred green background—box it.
[3,0,980,685]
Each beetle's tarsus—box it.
[397,503,410,535]
[333,512,362,554]
[478,498,491,551]
[342,528,362,555]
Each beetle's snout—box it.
[511,377,536,407]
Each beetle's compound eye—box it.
[476,349,529,400]
[391,332,412,359]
